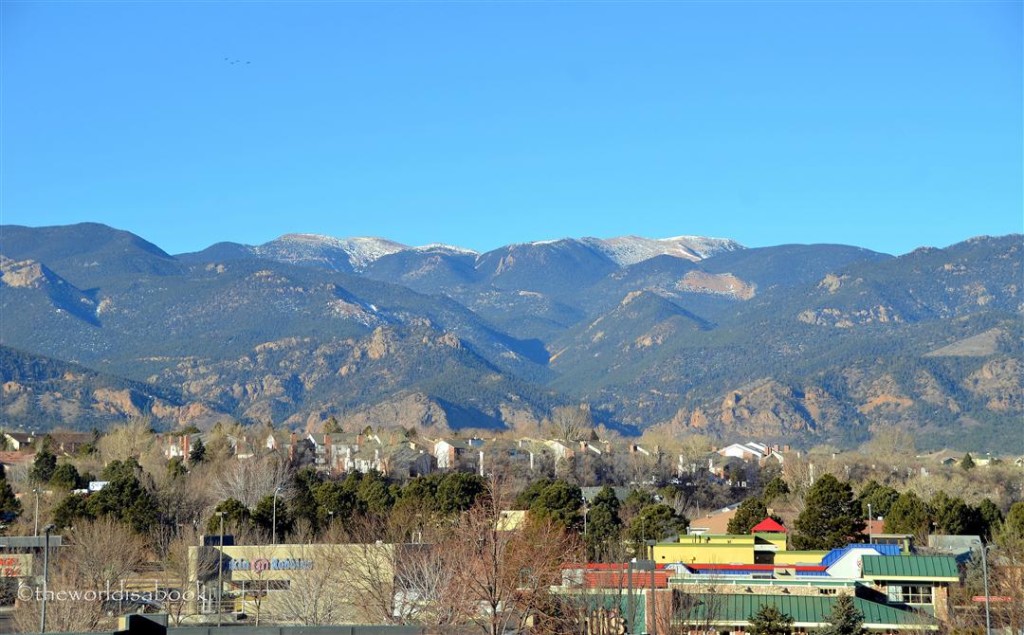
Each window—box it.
[887,584,933,604]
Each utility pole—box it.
[33,489,39,537]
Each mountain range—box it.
[1,223,1020,453]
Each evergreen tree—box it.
[820,594,866,635]
[586,486,622,561]
[289,467,323,529]
[931,492,982,536]
[885,491,931,536]
[728,497,769,534]
[87,472,158,533]
[960,453,976,470]
[0,467,22,523]
[627,503,687,553]
[188,438,206,464]
[49,463,82,490]
[792,474,865,550]
[977,498,1004,542]
[857,480,900,518]
[434,472,485,516]
[515,478,553,509]
[207,498,251,534]
[166,457,187,479]
[52,493,91,529]
[762,477,790,505]
[1003,502,1024,541]
[356,470,395,516]
[30,449,57,483]
[253,494,292,539]
[748,604,794,635]
[528,480,583,531]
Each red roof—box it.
[751,517,787,533]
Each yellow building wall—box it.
[773,550,827,565]
[653,543,754,564]
[754,533,788,550]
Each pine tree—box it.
[728,497,768,534]
[188,437,206,464]
[820,594,866,635]
[792,474,865,550]
[961,453,976,470]
[748,604,794,635]
[30,448,57,483]
[0,467,22,524]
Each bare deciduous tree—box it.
[450,473,582,635]
[98,418,155,463]
[214,454,290,509]
[549,405,594,443]
[13,518,147,633]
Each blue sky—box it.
[1,1,1020,256]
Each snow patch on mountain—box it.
[411,243,479,256]
[585,235,744,266]
[255,234,408,271]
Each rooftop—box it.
[861,555,959,581]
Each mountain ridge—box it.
[2,223,1019,452]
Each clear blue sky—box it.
[1,1,1021,256]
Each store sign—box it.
[0,555,32,577]
[227,557,313,572]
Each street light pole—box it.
[40,524,54,633]
[272,486,282,545]
[217,511,225,627]
[33,489,39,537]
[980,541,991,635]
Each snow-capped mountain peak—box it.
[585,235,744,266]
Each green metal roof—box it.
[674,594,937,630]
[861,555,959,580]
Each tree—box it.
[50,463,83,490]
[30,448,57,483]
[748,604,794,635]
[207,498,251,534]
[0,467,22,522]
[820,594,866,635]
[356,470,395,516]
[857,480,899,518]
[253,493,292,539]
[528,480,583,531]
[13,517,146,632]
[160,526,217,626]
[627,503,687,554]
[1003,502,1024,541]
[931,492,982,536]
[450,474,582,635]
[87,471,159,533]
[978,498,1004,541]
[792,474,865,550]
[586,486,622,561]
[762,477,790,505]
[885,491,931,540]
[728,497,769,535]
[188,437,206,464]
[961,452,976,470]
[435,472,486,516]
[549,404,593,442]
